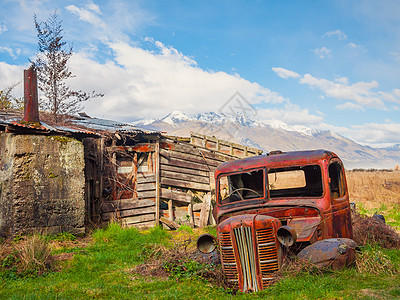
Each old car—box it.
[197,150,357,292]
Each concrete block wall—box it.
[0,133,85,237]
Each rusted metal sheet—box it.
[297,238,358,270]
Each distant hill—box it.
[133,111,400,169]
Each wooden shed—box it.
[80,123,263,229]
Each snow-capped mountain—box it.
[133,111,400,169]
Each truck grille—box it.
[256,227,279,288]
[233,226,259,292]
[219,224,279,292]
[219,231,238,287]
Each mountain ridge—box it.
[133,111,400,169]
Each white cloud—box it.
[336,101,364,111]
[390,49,400,62]
[0,22,7,34]
[312,47,331,59]
[272,67,300,79]
[0,62,25,95]
[65,2,105,28]
[0,47,20,59]
[257,103,324,126]
[67,40,286,121]
[323,29,348,40]
[300,73,385,108]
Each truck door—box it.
[329,160,353,238]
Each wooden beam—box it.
[101,198,155,213]
[168,200,174,222]
[160,164,209,177]
[161,169,210,184]
[199,193,212,228]
[102,206,155,221]
[161,177,211,191]
[160,217,180,230]
[155,140,160,226]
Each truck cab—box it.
[204,150,354,292]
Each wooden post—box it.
[155,140,160,226]
[199,193,212,227]
[188,203,194,224]
[168,200,174,222]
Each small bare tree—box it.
[0,82,23,110]
[32,11,103,123]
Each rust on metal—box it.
[197,149,356,293]
[297,238,358,270]
[23,67,40,123]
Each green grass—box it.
[1,223,399,299]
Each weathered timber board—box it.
[101,199,155,213]
[160,156,209,172]
[161,177,211,191]
[167,142,237,162]
[137,182,156,192]
[137,174,156,184]
[137,190,156,199]
[160,188,192,205]
[129,220,156,229]
[122,213,155,225]
[160,148,221,167]
[160,164,209,177]
[102,206,155,221]
[160,170,209,184]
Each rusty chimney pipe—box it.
[23,66,40,123]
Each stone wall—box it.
[0,133,85,237]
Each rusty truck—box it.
[197,150,357,292]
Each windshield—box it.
[268,165,323,198]
[219,169,264,204]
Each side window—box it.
[328,161,346,199]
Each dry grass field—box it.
[346,170,400,229]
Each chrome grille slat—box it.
[233,226,259,292]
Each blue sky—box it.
[1,0,400,147]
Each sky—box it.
[0,0,400,148]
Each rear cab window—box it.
[267,165,323,198]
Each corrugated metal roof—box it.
[0,110,158,136]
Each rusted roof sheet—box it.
[70,116,158,134]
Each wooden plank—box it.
[102,206,155,221]
[137,174,156,184]
[123,214,155,225]
[188,203,194,223]
[161,177,211,191]
[137,182,156,192]
[160,188,192,205]
[127,220,155,229]
[160,156,209,172]
[137,190,156,199]
[193,203,202,211]
[168,200,174,221]
[155,140,160,226]
[167,142,234,162]
[160,164,209,177]
[160,148,221,167]
[161,169,210,184]
[101,199,155,213]
[160,217,180,230]
[199,193,212,227]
